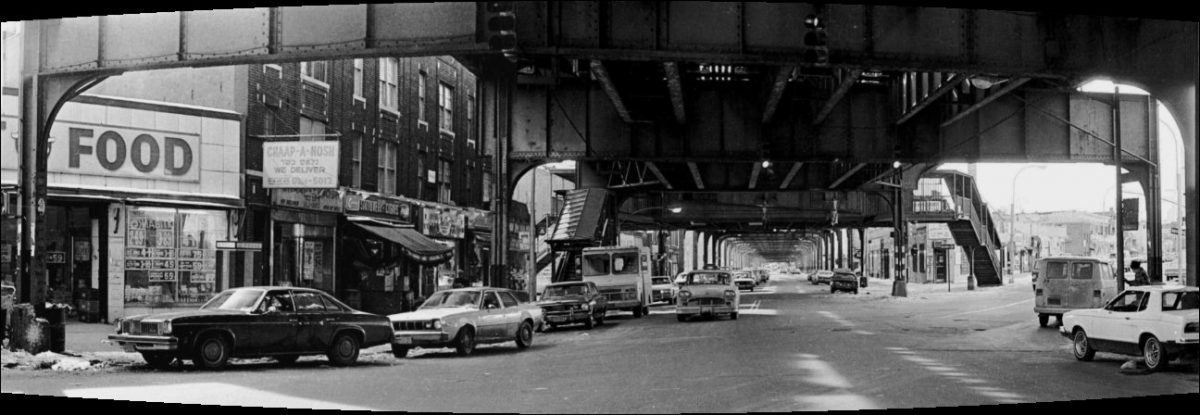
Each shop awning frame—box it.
[348,219,454,264]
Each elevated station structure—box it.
[11,3,1197,307]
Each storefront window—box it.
[125,206,228,307]
[273,222,335,293]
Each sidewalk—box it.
[863,272,1033,295]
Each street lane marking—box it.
[888,350,1027,403]
[936,299,1033,319]
[64,382,374,411]
[790,354,881,410]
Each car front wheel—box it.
[515,321,534,349]
[1072,329,1096,361]
[676,314,687,322]
[327,333,361,366]
[194,334,231,370]
[455,327,476,356]
[391,345,410,358]
[1143,336,1168,372]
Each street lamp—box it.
[1009,165,1046,283]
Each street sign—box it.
[215,241,264,251]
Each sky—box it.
[937,81,1186,223]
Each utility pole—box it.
[1113,87,1126,293]
[528,167,537,298]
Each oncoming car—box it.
[810,270,834,285]
[1060,285,1199,372]
[675,270,740,322]
[733,271,757,291]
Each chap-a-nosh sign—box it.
[263,141,340,189]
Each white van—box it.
[1033,256,1120,328]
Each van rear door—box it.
[1037,260,1070,309]
[1065,261,1100,309]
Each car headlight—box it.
[724,290,736,299]
[679,291,691,298]
[581,303,591,311]
[433,319,443,330]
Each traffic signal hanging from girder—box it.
[804,13,829,66]
[485,2,518,59]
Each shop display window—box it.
[124,206,228,306]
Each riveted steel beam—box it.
[762,65,795,124]
[646,162,674,190]
[748,162,762,190]
[663,62,686,124]
[814,70,860,125]
[896,73,971,125]
[779,162,805,190]
[688,162,705,190]
[940,78,1029,128]
[590,60,633,123]
[829,163,867,189]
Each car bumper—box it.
[831,281,857,289]
[545,311,593,325]
[393,331,452,347]
[735,283,754,289]
[1163,340,1200,357]
[107,334,180,352]
[1035,307,1080,315]
[676,305,735,315]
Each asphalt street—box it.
[3,272,1197,412]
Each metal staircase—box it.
[908,171,1004,286]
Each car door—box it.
[478,291,506,340]
[249,290,300,354]
[291,291,333,352]
[498,291,523,337]
[1093,291,1146,343]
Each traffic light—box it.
[485,2,517,55]
[804,13,828,66]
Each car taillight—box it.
[1186,323,1198,333]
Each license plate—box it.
[549,316,568,323]
[701,306,712,313]
[394,337,413,345]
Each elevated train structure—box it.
[9,3,1197,306]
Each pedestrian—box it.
[1128,260,1150,286]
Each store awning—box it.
[351,222,454,264]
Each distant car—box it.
[830,269,860,294]
[1060,285,1198,372]
[388,287,541,358]
[650,276,676,304]
[675,270,740,322]
[108,287,393,370]
[732,271,757,291]
[537,281,607,330]
[810,270,834,285]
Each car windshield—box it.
[652,277,671,285]
[688,272,730,285]
[544,285,587,298]
[200,289,264,311]
[733,272,751,279]
[420,291,481,309]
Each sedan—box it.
[650,276,677,304]
[538,281,607,329]
[388,288,541,358]
[830,268,859,294]
[108,287,393,370]
[810,270,835,285]
[676,271,740,322]
[1060,286,1198,372]
[733,271,757,291]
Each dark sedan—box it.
[537,281,607,329]
[108,286,393,370]
[830,269,860,294]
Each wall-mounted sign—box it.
[48,122,201,182]
[344,189,412,222]
[272,188,344,213]
[422,206,466,239]
[263,141,340,188]
[215,241,264,251]
[47,251,67,264]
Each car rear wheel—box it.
[515,321,534,349]
[1072,329,1096,361]
[455,327,476,356]
[632,307,644,318]
[1038,314,1049,328]
[1143,336,1167,372]
[830,286,837,294]
[194,334,231,370]
[595,311,605,326]
[275,354,300,365]
[676,314,687,322]
[141,352,175,370]
[327,332,361,366]
[730,312,739,320]
[391,345,410,358]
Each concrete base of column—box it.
[891,279,907,297]
[968,275,977,291]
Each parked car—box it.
[733,271,757,291]
[537,281,607,329]
[650,276,676,304]
[830,268,860,294]
[810,270,834,285]
[107,287,393,370]
[387,287,541,358]
[1034,256,1119,327]
[675,270,740,322]
[1060,285,1198,372]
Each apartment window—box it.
[352,59,364,100]
[466,95,476,151]
[350,135,362,188]
[378,141,397,195]
[438,160,452,204]
[418,71,427,126]
[301,61,328,85]
[483,172,493,203]
[299,117,326,141]
[378,58,399,112]
[438,82,455,133]
[416,156,425,199]
[263,64,282,79]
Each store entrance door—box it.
[934,248,949,283]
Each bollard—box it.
[44,307,67,353]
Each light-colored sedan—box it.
[388,288,541,358]
[733,271,757,291]
[675,270,740,322]
[810,270,834,285]
[1060,285,1199,372]
[650,276,677,304]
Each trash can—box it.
[43,307,67,353]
